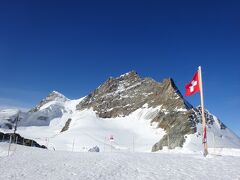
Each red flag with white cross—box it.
[185,71,200,96]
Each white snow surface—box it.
[1,92,240,179]
[0,143,240,180]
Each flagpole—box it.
[198,66,208,156]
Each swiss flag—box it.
[185,71,200,96]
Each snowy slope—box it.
[10,101,164,152]
[0,144,240,180]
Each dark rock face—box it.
[88,146,100,152]
[152,110,197,151]
[77,71,191,118]
[60,118,72,133]
[0,132,47,149]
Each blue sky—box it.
[0,0,239,136]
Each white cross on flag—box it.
[185,71,200,96]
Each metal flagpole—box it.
[198,66,208,156]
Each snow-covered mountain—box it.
[0,71,240,153]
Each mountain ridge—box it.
[0,71,240,152]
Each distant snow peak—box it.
[49,90,68,100]
[45,90,69,102]
[51,90,64,96]
[28,90,69,113]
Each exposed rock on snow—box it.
[0,132,46,149]
[152,110,196,151]
[60,118,72,133]
[88,146,100,152]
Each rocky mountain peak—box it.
[161,78,181,94]
[160,78,192,109]
[76,71,190,118]
[162,78,175,88]
[91,71,141,98]
[29,91,68,113]
[41,90,68,104]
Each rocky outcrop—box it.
[0,132,47,149]
[77,71,191,118]
[60,118,72,132]
[152,110,197,151]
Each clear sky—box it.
[0,1,239,136]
